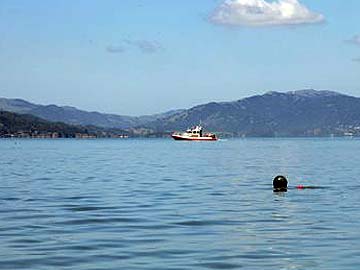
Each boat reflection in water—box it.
[171,125,217,141]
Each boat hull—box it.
[171,134,217,141]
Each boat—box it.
[171,125,217,141]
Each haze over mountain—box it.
[2,89,360,137]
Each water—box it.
[1,138,360,270]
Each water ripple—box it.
[1,138,360,269]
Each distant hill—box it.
[0,111,91,137]
[141,89,360,137]
[0,111,129,138]
[0,98,184,129]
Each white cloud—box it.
[346,35,360,46]
[210,0,325,27]
[106,45,125,54]
[106,39,163,54]
[124,39,163,54]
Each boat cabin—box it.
[186,126,203,137]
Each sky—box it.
[0,0,359,115]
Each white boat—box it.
[171,125,217,141]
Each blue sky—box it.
[0,0,359,115]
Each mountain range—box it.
[145,89,360,136]
[1,89,360,137]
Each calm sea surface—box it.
[1,138,360,270]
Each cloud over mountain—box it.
[210,0,325,27]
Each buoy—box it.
[273,175,288,192]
